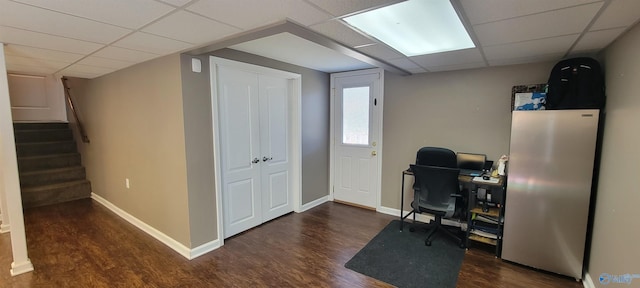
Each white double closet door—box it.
[217,64,293,238]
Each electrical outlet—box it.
[125,178,130,189]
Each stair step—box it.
[13,122,69,131]
[16,141,77,157]
[14,129,73,143]
[18,153,82,172]
[20,166,86,187]
[21,180,91,208]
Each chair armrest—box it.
[450,193,463,198]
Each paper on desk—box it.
[472,177,500,184]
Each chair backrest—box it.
[410,164,460,213]
[415,147,457,168]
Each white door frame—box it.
[209,56,302,246]
[329,68,384,210]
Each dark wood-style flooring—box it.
[1,199,583,287]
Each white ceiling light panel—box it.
[343,0,475,56]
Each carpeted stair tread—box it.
[14,129,73,143]
[21,180,91,208]
[18,153,82,172]
[16,140,77,157]
[13,122,69,130]
[20,166,86,187]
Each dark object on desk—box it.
[457,152,486,176]
[482,175,490,180]
[410,164,465,247]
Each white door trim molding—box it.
[209,56,302,246]
[329,68,384,210]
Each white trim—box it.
[91,193,220,260]
[583,272,595,288]
[0,223,9,233]
[329,68,384,210]
[300,196,329,212]
[190,239,221,260]
[10,260,34,276]
[209,56,302,243]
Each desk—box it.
[399,169,506,256]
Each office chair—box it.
[415,147,458,168]
[410,164,464,247]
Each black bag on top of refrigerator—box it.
[546,57,605,109]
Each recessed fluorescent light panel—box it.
[343,0,475,56]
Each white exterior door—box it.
[216,64,294,238]
[331,69,383,209]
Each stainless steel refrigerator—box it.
[502,109,599,280]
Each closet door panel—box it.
[218,66,262,238]
[259,75,292,222]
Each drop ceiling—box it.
[1,0,639,78]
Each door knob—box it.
[371,151,377,156]
[252,158,260,164]
[263,156,273,162]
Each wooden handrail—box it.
[61,77,90,143]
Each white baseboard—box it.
[10,259,33,276]
[300,195,329,212]
[91,193,220,260]
[583,272,595,288]
[0,223,9,233]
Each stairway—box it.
[14,122,91,208]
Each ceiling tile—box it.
[229,32,373,72]
[0,0,132,44]
[461,0,599,25]
[309,20,373,47]
[590,0,640,30]
[4,54,70,71]
[488,54,563,67]
[76,56,135,70]
[112,32,192,55]
[61,64,116,78]
[572,28,626,52]
[155,0,191,7]
[187,0,332,30]
[5,63,59,75]
[143,11,240,44]
[0,26,103,54]
[3,44,84,63]
[306,0,402,17]
[357,43,403,60]
[92,46,160,63]
[386,58,425,73]
[11,0,174,29]
[483,34,579,61]
[410,48,484,68]
[473,2,603,47]
[427,62,487,72]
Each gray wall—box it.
[69,54,193,247]
[180,54,217,247]
[210,49,330,204]
[588,22,640,287]
[381,62,555,209]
